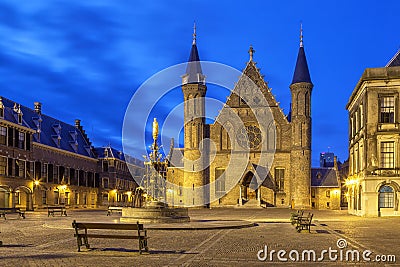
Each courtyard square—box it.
[0,208,399,266]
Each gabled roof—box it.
[217,54,289,125]
[167,147,184,168]
[386,49,400,67]
[291,46,312,85]
[311,167,339,187]
[94,146,126,161]
[252,164,275,190]
[1,96,94,158]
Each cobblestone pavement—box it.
[0,208,399,266]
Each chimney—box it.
[34,102,42,114]
[334,156,338,171]
[75,119,81,128]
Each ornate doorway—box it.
[240,171,258,201]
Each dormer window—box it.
[104,148,109,158]
[0,97,4,118]
[16,104,23,125]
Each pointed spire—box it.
[183,23,205,84]
[248,45,255,61]
[192,21,196,45]
[291,25,312,85]
[300,23,303,47]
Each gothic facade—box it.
[167,31,313,209]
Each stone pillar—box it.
[239,186,242,206]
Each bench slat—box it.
[83,234,147,239]
[75,223,145,231]
[72,220,149,253]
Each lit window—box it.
[215,168,226,194]
[0,126,6,145]
[379,185,394,208]
[275,168,285,192]
[380,96,395,123]
[178,182,183,196]
[381,142,394,169]
[0,156,6,175]
[18,132,25,149]
[102,178,109,188]
[326,190,330,198]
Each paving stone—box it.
[0,209,399,266]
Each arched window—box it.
[379,185,394,208]
[267,123,276,150]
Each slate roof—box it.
[311,167,339,187]
[94,146,126,161]
[252,164,275,190]
[1,96,94,158]
[291,46,312,85]
[167,148,184,168]
[386,50,400,67]
[185,43,204,84]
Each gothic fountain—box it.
[121,118,189,223]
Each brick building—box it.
[0,96,143,210]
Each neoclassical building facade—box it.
[346,51,400,216]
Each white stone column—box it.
[239,186,242,206]
[257,187,261,206]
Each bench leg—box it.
[139,238,148,254]
[76,236,82,252]
[83,236,90,249]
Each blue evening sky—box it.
[0,0,399,166]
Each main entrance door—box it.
[241,171,258,200]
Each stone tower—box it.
[290,26,313,208]
[181,24,207,206]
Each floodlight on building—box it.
[34,180,40,186]
[345,178,358,186]
[332,189,340,196]
[59,185,67,191]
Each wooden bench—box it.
[47,205,67,217]
[295,213,313,233]
[107,206,123,216]
[290,210,304,225]
[72,220,149,253]
[0,208,25,220]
